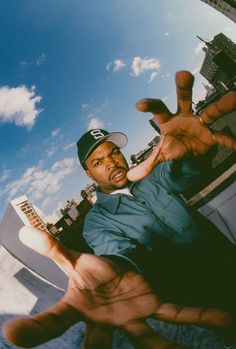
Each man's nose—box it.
[105,157,118,170]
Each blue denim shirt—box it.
[83,159,207,271]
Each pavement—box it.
[0,245,235,349]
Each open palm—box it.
[127,71,236,181]
[2,227,231,349]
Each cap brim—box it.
[85,132,128,162]
[105,132,128,149]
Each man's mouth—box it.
[110,169,127,182]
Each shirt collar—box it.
[96,189,120,214]
[110,187,133,196]
[96,183,135,214]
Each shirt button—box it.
[142,201,146,205]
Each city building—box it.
[149,117,161,134]
[0,196,67,289]
[16,197,49,233]
[188,60,236,212]
[200,0,236,22]
[130,146,153,165]
[202,82,216,97]
[198,33,236,94]
[195,32,236,116]
[130,135,160,165]
[52,198,93,252]
[80,183,97,204]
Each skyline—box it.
[0,0,235,222]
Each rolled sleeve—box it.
[151,158,205,193]
[151,146,217,193]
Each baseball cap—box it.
[77,129,128,168]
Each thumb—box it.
[2,300,81,348]
[19,226,80,277]
[127,142,163,182]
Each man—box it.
[3,71,236,349]
[79,71,236,308]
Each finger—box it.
[124,320,189,349]
[136,98,172,124]
[213,130,236,152]
[2,300,81,348]
[200,91,236,125]
[82,322,113,349]
[175,70,194,115]
[154,303,231,328]
[19,226,79,276]
[127,142,162,181]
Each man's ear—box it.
[86,169,94,181]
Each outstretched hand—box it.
[2,227,231,348]
[127,71,236,181]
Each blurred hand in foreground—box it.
[2,226,232,349]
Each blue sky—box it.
[0,0,235,222]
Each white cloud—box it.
[81,103,91,110]
[51,128,61,137]
[164,32,170,37]
[81,99,109,130]
[148,71,158,83]
[161,73,171,79]
[51,157,76,171]
[0,85,42,128]
[47,146,57,157]
[36,53,46,66]
[106,62,112,71]
[193,87,207,104]
[191,62,202,75]
[0,168,11,183]
[63,142,74,151]
[4,158,78,203]
[35,199,52,218]
[20,60,30,67]
[44,200,68,220]
[106,59,126,72]
[194,42,205,55]
[88,117,104,130]
[113,59,126,72]
[41,210,60,224]
[131,56,161,77]
[87,99,109,120]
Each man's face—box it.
[85,141,129,193]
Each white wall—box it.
[0,197,68,290]
[198,181,236,244]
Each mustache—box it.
[109,167,128,180]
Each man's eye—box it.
[113,148,120,155]
[94,161,101,167]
